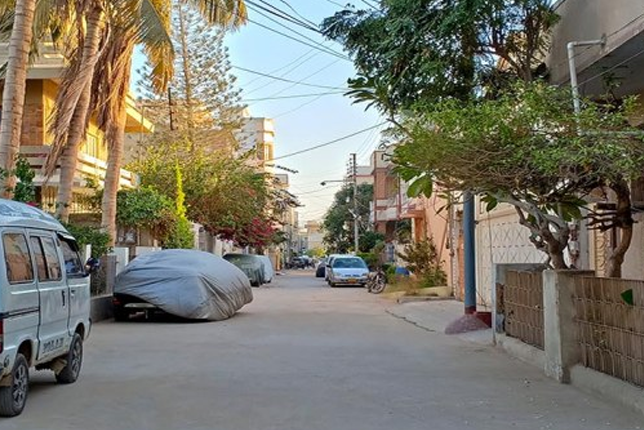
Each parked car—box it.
[315,258,327,278]
[258,255,274,283]
[223,253,265,286]
[287,256,307,269]
[324,254,347,281]
[113,250,253,321]
[0,199,98,416]
[327,256,369,288]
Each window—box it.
[30,237,48,280]
[29,237,62,281]
[61,240,84,277]
[3,233,34,284]
[42,237,62,280]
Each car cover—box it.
[114,249,253,320]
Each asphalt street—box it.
[2,270,642,430]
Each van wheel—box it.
[0,353,29,417]
[55,333,83,384]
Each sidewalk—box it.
[386,298,494,345]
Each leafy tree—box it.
[137,2,245,153]
[393,82,644,270]
[322,183,373,253]
[321,0,558,116]
[128,140,274,247]
[116,187,177,244]
[359,230,384,253]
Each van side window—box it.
[41,237,62,280]
[30,237,48,280]
[30,236,63,281]
[3,233,34,284]
[61,240,84,277]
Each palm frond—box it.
[188,0,247,29]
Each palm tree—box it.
[45,1,105,221]
[39,0,246,242]
[98,0,247,244]
[0,0,37,198]
[0,0,73,197]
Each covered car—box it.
[258,255,275,283]
[223,253,264,286]
[113,250,253,321]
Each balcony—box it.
[21,145,138,190]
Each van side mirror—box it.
[85,257,100,274]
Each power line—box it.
[243,90,344,102]
[246,0,321,33]
[275,0,320,28]
[272,122,388,161]
[243,49,319,88]
[264,59,343,98]
[273,93,328,118]
[244,14,349,61]
[232,65,346,90]
[246,3,348,59]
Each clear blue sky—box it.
[226,0,383,223]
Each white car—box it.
[328,256,369,288]
[0,200,97,416]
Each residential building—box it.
[0,43,152,213]
[237,114,276,174]
[302,220,324,253]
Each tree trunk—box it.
[0,0,37,198]
[606,180,634,278]
[177,4,195,146]
[55,84,92,221]
[55,5,104,221]
[100,103,127,246]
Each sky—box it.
[224,1,383,223]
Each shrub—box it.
[397,238,447,287]
[63,223,112,258]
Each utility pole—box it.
[352,153,359,254]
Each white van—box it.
[0,200,97,416]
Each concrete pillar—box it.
[112,247,130,275]
[542,270,593,382]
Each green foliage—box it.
[322,0,558,115]
[306,247,326,258]
[357,252,378,270]
[393,82,644,267]
[164,164,194,249]
[358,230,384,253]
[397,238,447,287]
[116,187,176,233]
[13,156,35,204]
[63,223,112,258]
[322,184,373,253]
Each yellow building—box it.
[0,43,152,213]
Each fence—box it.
[504,270,545,349]
[572,276,644,388]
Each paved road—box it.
[2,271,642,429]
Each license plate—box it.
[347,278,357,283]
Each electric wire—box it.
[271,123,387,161]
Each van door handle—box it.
[70,289,75,298]
[61,290,66,307]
